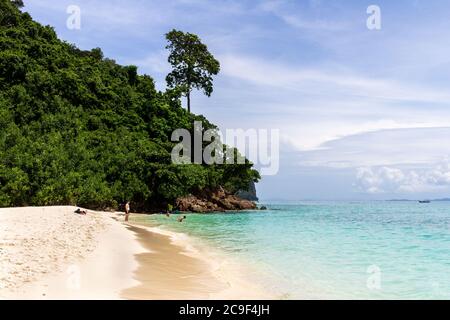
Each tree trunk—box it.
[187,90,191,113]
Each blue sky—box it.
[23,0,450,200]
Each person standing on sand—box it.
[125,201,130,222]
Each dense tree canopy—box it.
[0,1,259,210]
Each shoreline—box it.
[123,220,274,300]
[0,206,272,300]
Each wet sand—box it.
[122,225,227,299]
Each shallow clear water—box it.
[140,201,450,299]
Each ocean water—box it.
[138,201,450,299]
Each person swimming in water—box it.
[165,204,173,217]
[177,215,186,222]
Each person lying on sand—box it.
[74,208,87,215]
[177,215,186,222]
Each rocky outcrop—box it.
[235,181,259,201]
[176,187,257,213]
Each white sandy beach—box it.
[0,206,271,300]
[0,206,142,299]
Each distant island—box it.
[386,198,450,202]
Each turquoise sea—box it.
[142,201,450,299]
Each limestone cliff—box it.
[236,181,259,201]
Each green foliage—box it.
[10,0,23,9]
[0,1,259,210]
[165,29,220,113]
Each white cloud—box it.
[216,53,450,154]
[296,127,450,168]
[281,120,450,152]
[426,163,450,186]
[28,0,156,28]
[260,0,350,31]
[356,162,450,194]
[219,54,450,105]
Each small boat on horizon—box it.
[418,200,431,203]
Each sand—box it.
[0,206,142,299]
[0,206,272,300]
[122,224,272,299]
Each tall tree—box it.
[165,29,220,113]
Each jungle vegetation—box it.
[0,0,259,210]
